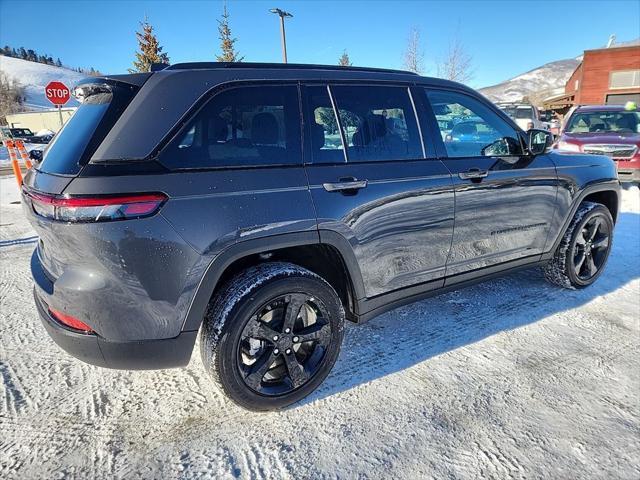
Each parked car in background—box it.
[540,110,561,136]
[556,104,639,183]
[0,126,53,145]
[498,103,546,131]
[22,63,619,411]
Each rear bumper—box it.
[34,291,197,369]
[31,249,197,370]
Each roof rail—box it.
[164,62,418,75]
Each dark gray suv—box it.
[22,63,620,410]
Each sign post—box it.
[44,81,71,129]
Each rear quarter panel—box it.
[60,168,317,339]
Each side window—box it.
[330,85,423,162]
[160,85,301,169]
[426,90,522,158]
[305,86,347,163]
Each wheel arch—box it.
[181,231,365,331]
[548,181,621,256]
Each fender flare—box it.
[546,180,621,256]
[181,230,366,331]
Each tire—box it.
[543,201,614,289]
[200,262,345,411]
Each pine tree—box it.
[216,3,243,62]
[129,17,170,73]
[338,50,352,66]
[55,58,62,67]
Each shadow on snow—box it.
[298,211,640,407]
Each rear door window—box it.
[159,85,301,169]
[329,85,423,162]
[304,85,347,163]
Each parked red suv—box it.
[556,104,640,183]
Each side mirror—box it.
[528,129,552,155]
[29,149,43,163]
[481,136,521,156]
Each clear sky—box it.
[1,0,639,88]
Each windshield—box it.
[10,128,33,136]
[566,111,640,134]
[501,106,534,120]
[38,83,137,175]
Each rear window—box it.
[501,106,534,120]
[566,110,640,134]
[38,83,137,175]
[11,128,33,136]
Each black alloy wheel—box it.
[571,215,611,282]
[238,293,332,395]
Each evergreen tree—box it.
[129,17,170,73]
[55,58,63,67]
[18,47,27,59]
[338,50,352,66]
[216,3,243,62]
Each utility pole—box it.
[269,8,293,63]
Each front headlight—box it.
[557,141,581,152]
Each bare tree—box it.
[0,72,25,124]
[437,35,473,84]
[403,26,424,74]
[338,49,352,66]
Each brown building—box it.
[544,44,640,112]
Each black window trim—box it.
[422,86,528,160]
[155,80,304,172]
[301,81,429,165]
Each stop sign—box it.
[45,81,71,106]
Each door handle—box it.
[458,168,489,180]
[323,178,368,193]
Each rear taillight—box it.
[49,308,94,333]
[23,190,167,223]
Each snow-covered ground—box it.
[0,56,84,110]
[0,183,638,479]
[0,144,43,167]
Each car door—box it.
[302,83,455,299]
[422,88,558,280]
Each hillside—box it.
[479,58,581,105]
[0,56,85,110]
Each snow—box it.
[0,56,85,110]
[479,58,581,104]
[0,184,639,479]
[0,176,22,205]
[0,143,43,167]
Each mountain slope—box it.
[0,56,85,110]
[479,58,581,104]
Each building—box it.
[5,108,75,133]
[543,43,640,114]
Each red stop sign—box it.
[45,81,71,106]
